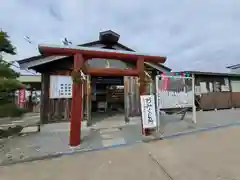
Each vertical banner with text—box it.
[18,89,26,108]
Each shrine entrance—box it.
[90,76,125,125]
[38,44,166,146]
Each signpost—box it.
[140,95,157,129]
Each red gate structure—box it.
[38,44,166,146]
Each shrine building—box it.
[18,30,170,126]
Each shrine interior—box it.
[90,76,125,120]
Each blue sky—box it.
[1,0,240,74]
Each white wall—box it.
[230,68,240,74]
[231,80,240,92]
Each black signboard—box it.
[92,77,124,85]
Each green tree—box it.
[0,30,26,118]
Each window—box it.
[213,81,221,92]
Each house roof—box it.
[177,71,240,77]
[226,64,240,69]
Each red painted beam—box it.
[69,54,83,147]
[38,44,166,63]
[87,68,138,76]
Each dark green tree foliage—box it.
[0,30,27,117]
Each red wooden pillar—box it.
[69,54,84,147]
[137,58,147,95]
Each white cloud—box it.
[1,0,240,74]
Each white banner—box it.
[140,95,157,129]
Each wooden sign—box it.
[140,95,157,129]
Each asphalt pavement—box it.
[1,125,240,180]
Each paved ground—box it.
[1,109,240,165]
[1,126,240,180]
[0,115,142,165]
[159,109,240,136]
[144,126,240,180]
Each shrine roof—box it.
[17,30,170,72]
[38,44,166,63]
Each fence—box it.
[155,74,196,133]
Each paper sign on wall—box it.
[50,75,73,99]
